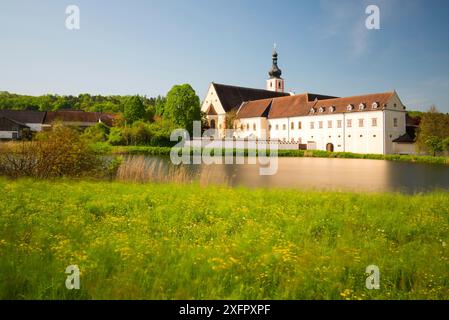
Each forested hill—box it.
[0,91,160,113]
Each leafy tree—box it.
[425,136,443,156]
[108,127,124,146]
[416,106,449,155]
[124,95,146,124]
[443,137,449,153]
[154,95,166,116]
[81,122,110,144]
[164,84,201,133]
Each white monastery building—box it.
[201,50,415,155]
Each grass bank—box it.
[0,178,448,299]
[109,145,449,165]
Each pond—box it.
[116,155,449,193]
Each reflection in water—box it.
[116,155,449,193]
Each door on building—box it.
[307,141,317,150]
[210,119,216,129]
[326,143,334,152]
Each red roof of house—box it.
[237,92,396,119]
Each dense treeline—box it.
[0,91,162,113]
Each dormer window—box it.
[372,102,379,109]
[359,103,366,111]
[329,106,336,113]
[310,108,316,114]
[347,104,354,111]
[319,107,325,113]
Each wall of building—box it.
[264,111,385,154]
[234,92,408,155]
[25,123,44,132]
[393,143,417,155]
[0,131,16,139]
[200,84,229,137]
[234,117,268,139]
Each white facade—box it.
[200,83,227,136]
[232,92,407,155]
[266,78,284,93]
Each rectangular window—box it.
[269,125,272,131]
[359,119,364,127]
[328,120,332,129]
[372,118,377,127]
[253,124,256,131]
[394,118,398,127]
[347,119,352,128]
[319,121,323,129]
[337,120,342,128]
[276,124,279,130]
[298,121,302,129]
[291,122,294,130]
[283,124,286,130]
[310,122,314,129]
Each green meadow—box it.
[0,178,448,300]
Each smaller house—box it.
[0,109,115,140]
[0,110,46,132]
[392,114,420,155]
[0,116,30,140]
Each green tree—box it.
[164,84,201,133]
[154,95,166,116]
[443,136,449,153]
[425,136,443,156]
[124,96,146,124]
[416,106,449,155]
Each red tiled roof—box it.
[237,92,396,119]
[44,110,115,126]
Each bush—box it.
[108,127,124,146]
[81,123,110,144]
[106,119,177,147]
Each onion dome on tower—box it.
[268,49,282,79]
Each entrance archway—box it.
[326,143,334,152]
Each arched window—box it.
[372,102,379,109]
[347,104,354,111]
[210,119,216,129]
[359,103,366,111]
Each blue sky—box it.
[0,0,448,112]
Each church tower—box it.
[266,47,284,92]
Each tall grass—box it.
[0,178,448,299]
